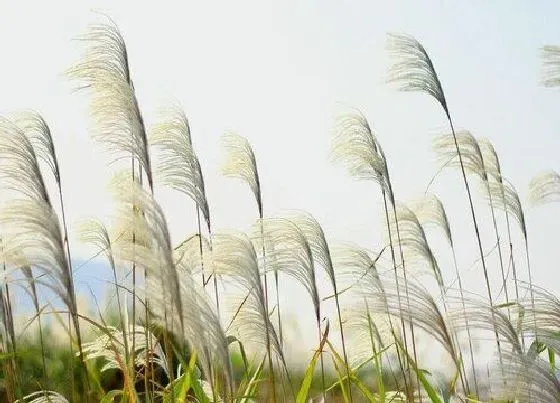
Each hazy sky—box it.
[1,1,560,365]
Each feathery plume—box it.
[486,180,527,239]
[110,174,232,392]
[12,111,61,183]
[149,106,210,229]
[387,33,448,117]
[0,117,50,202]
[16,391,70,403]
[387,204,444,287]
[541,45,560,88]
[220,132,263,217]
[331,111,387,189]
[68,19,152,188]
[433,131,486,180]
[211,231,285,397]
[491,352,560,402]
[529,170,560,206]
[254,218,320,321]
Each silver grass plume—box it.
[174,233,211,276]
[433,131,486,181]
[68,19,153,394]
[16,391,70,403]
[110,174,232,393]
[0,200,79,330]
[332,244,393,360]
[220,131,284,368]
[478,138,501,183]
[0,118,86,368]
[67,19,153,189]
[449,296,523,354]
[331,109,412,395]
[211,231,285,396]
[4,249,48,380]
[410,194,452,246]
[289,211,352,399]
[520,284,560,355]
[490,351,560,402]
[79,219,129,359]
[387,33,449,118]
[528,170,560,206]
[331,243,401,386]
[252,217,325,394]
[82,325,168,378]
[149,105,210,230]
[434,132,511,316]
[480,139,526,325]
[0,117,49,202]
[110,174,185,343]
[486,179,526,240]
[0,275,15,359]
[14,110,90,389]
[331,111,387,189]
[411,194,479,396]
[220,132,263,218]
[145,269,232,396]
[482,143,537,349]
[111,171,184,390]
[387,202,470,392]
[149,106,216,321]
[541,45,560,88]
[387,204,444,290]
[12,111,61,184]
[373,274,463,383]
[486,179,532,309]
[253,218,320,322]
[387,34,503,377]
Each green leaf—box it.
[238,357,266,403]
[296,321,330,403]
[100,390,123,403]
[191,376,211,403]
[548,347,556,372]
[163,352,198,403]
[227,335,250,379]
[325,339,350,402]
[394,335,442,403]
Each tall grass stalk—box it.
[380,148,422,400]
[480,140,522,308]
[20,262,48,382]
[387,33,504,364]
[257,217,325,399]
[331,111,411,397]
[220,132,279,398]
[413,193,479,395]
[16,111,92,397]
[290,212,352,400]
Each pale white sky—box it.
[1,1,560,367]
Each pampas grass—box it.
[2,16,560,403]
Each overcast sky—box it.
[1,1,559,366]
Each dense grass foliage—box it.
[1,16,560,403]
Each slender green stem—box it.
[334,288,352,401]
[317,318,326,401]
